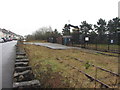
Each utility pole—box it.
[117,2,120,87]
[118,1,120,18]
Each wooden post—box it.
[94,67,97,88]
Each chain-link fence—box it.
[76,33,119,54]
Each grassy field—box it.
[19,43,118,88]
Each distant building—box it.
[0,28,23,40]
[0,28,8,38]
[0,28,4,38]
[62,35,72,45]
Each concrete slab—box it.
[24,42,77,50]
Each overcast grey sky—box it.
[0,0,119,36]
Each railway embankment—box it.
[13,42,40,88]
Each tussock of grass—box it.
[20,44,118,88]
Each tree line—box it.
[26,26,61,41]
[62,17,120,44]
[26,17,120,44]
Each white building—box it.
[0,29,3,38]
[2,29,9,39]
[0,28,23,40]
[0,28,4,38]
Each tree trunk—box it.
[14,70,34,82]
[16,59,29,62]
[13,80,40,88]
[16,55,27,59]
[15,62,28,67]
[15,66,32,72]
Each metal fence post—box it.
[107,34,110,51]
[96,37,98,50]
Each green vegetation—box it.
[26,17,120,46]
[20,44,118,88]
[26,27,61,41]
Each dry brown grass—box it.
[20,44,118,88]
[25,40,47,43]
